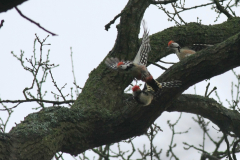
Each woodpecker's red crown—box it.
[168,40,174,47]
[132,85,140,92]
[117,62,124,67]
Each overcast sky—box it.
[1,0,240,159]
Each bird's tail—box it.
[158,80,182,88]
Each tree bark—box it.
[1,0,240,159]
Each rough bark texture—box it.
[1,0,240,159]
[0,0,28,13]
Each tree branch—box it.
[0,99,74,106]
[105,13,122,31]
[213,0,233,19]
[150,0,177,5]
[166,94,240,137]
[148,61,167,70]
[15,7,58,36]
[0,20,4,29]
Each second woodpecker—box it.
[167,40,196,61]
[130,80,182,106]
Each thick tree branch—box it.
[166,95,240,137]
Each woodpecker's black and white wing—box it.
[105,57,120,70]
[105,57,132,70]
[133,20,151,66]
[143,83,162,98]
[158,80,182,88]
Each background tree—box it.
[1,0,240,159]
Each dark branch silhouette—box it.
[15,7,58,36]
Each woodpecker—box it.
[127,80,181,106]
[105,20,162,91]
[167,40,196,61]
[131,84,154,106]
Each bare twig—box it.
[176,1,224,14]
[70,47,81,97]
[171,3,187,25]
[232,139,240,160]
[54,152,64,160]
[0,99,74,107]
[0,20,4,29]
[158,59,176,65]
[105,13,122,31]
[205,83,210,97]
[157,4,181,26]
[49,70,68,101]
[148,61,167,70]
[15,7,58,36]
[207,87,217,97]
[150,0,177,5]
[224,133,233,160]
[0,103,20,111]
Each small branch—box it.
[224,133,233,160]
[207,87,217,97]
[157,4,181,26]
[205,83,210,97]
[158,59,176,65]
[48,70,70,103]
[0,20,4,29]
[0,103,21,111]
[0,99,74,107]
[70,47,81,97]
[15,7,58,36]
[171,3,187,25]
[176,1,223,14]
[148,61,167,70]
[150,0,177,5]
[105,13,122,31]
[232,139,240,160]
[213,0,233,19]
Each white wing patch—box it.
[133,20,151,66]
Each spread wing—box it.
[105,57,131,70]
[133,20,151,66]
[105,57,120,70]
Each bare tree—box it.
[1,0,240,160]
